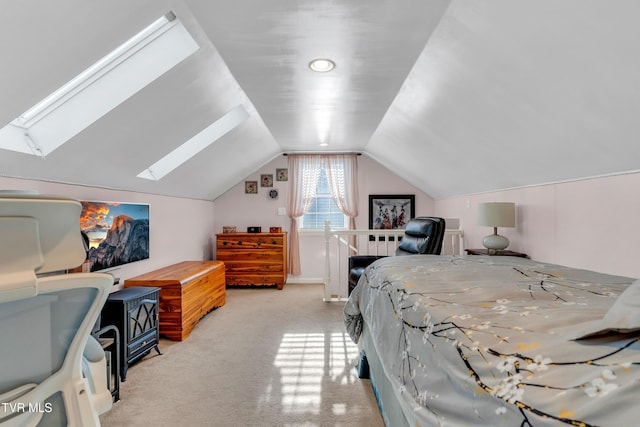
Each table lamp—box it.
[477,202,515,251]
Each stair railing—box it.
[323,220,464,301]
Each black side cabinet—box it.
[101,286,162,381]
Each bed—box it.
[344,255,640,426]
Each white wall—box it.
[0,176,215,283]
[213,154,436,281]
[9,156,634,285]
[435,172,640,279]
[10,156,634,286]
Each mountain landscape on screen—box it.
[80,201,150,272]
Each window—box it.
[301,166,346,229]
[0,12,199,157]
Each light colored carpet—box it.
[99,283,384,427]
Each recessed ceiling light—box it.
[309,58,335,72]
[319,142,329,147]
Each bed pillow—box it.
[571,278,640,339]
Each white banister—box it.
[323,221,464,301]
[324,220,332,301]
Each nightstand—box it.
[465,248,528,258]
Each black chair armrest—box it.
[348,255,387,295]
[348,255,387,270]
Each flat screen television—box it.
[80,201,150,272]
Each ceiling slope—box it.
[1,1,640,200]
[187,0,451,152]
[0,1,281,200]
[368,1,640,198]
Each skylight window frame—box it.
[0,11,199,157]
[137,105,250,181]
[13,13,179,129]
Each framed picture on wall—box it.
[261,174,273,187]
[368,194,415,241]
[276,168,288,181]
[245,181,258,194]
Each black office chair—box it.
[348,217,446,295]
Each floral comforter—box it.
[344,255,640,426]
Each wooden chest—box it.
[124,260,225,341]
[215,232,287,290]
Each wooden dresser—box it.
[124,261,225,341]
[215,232,287,290]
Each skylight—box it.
[137,105,250,181]
[0,12,199,157]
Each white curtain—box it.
[287,153,359,275]
[287,155,322,275]
[324,154,359,252]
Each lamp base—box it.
[483,234,510,251]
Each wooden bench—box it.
[124,261,225,341]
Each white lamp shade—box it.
[477,202,516,228]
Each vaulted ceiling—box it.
[2,1,640,200]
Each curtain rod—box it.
[282,152,361,156]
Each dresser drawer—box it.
[226,274,285,285]
[223,260,284,273]
[217,235,284,249]
[216,249,283,262]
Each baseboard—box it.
[286,277,323,284]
